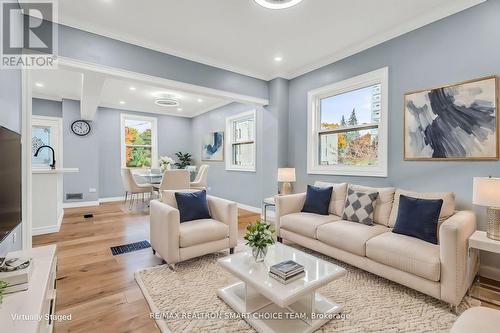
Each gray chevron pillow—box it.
[342,187,379,226]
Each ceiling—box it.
[31,66,232,118]
[52,0,485,80]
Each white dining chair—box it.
[121,168,154,208]
[157,169,191,197]
[190,165,209,190]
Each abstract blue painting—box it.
[202,131,224,161]
[405,76,498,160]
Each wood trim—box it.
[403,75,499,161]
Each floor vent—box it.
[110,241,151,256]
[84,214,94,219]
[66,193,83,200]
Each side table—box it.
[262,196,276,223]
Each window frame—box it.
[225,110,257,172]
[120,113,158,169]
[307,67,389,177]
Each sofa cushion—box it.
[349,184,396,226]
[179,219,228,248]
[280,213,340,239]
[389,189,455,228]
[342,186,379,226]
[314,182,348,216]
[366,232,441,281]
[317,221,389,256]
[393,195,443,244]
[301,185,333,215]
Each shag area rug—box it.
[135,247,470,333]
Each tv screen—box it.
[0,126,21,243]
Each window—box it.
[307,67,388,177]
[120,114,158,168]
[225,110,256,171]
[32,116,62,169]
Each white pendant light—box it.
[254,0,304,10]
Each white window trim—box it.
[225,110,257,172]
[307,67,389,177]
[120,113,158,168]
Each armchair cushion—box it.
[175,190,211,223]
[392,195,443,244]
[301,185,333,215]
[179,219,229,248]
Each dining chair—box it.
[121,168,154,208]
[157,169,191,197]
[190,165,209,190]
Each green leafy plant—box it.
[174,152,192,169]
[0,280,7,304]
[243,219,274,249]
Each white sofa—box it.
[275,182,477,307]
[150,190,238,268]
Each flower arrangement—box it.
[159,156,175,172]
[243,219,274,261]
[0,280,7,304]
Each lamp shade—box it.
[277,168,296,182]
[473,177,500,207]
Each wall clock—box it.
[71,120,91,136]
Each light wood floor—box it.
[33,201,260,333]
[33,201,500,332]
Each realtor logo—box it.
[1,0,58,69]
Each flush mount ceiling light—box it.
[154,97,180,107]
[254,0,304,10]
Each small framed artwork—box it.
[404,76,499,160]
[202,131,224,161]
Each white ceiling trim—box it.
[286,0,486,79]
[53,0,485,81]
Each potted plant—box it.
[0,281,7,304]
[174,152,192,169]
[159,155,175,172]
[243,219,274,262]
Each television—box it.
[0,126,21,243]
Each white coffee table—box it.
[217,243,347,333]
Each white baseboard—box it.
[32,224,61,236]
[63,200,100,208]
[237,203,261,214]
[480,264,500,281]
[99,196,125,203]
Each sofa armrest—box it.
[208,195,238,248]
[439,210,477,305]
[275,193,306,237]
[150,199,181,264]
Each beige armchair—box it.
[150,190,237,269]
[121,168,153,207]
[190,165,209,189]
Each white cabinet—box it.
[0,245,57,333]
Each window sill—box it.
[225,167,256,173]
[307,166,387,178]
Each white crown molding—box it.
[43,0,485,81]
[282,0,486,79]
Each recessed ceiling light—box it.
[197,98,203,103]
[119,101,126,105]
[129,86,136,91]
[177,108,183,112]
[274,56,283,62]
[35,82,44,87]
[254,0,304,10]
[155,97,180,107]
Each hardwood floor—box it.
[33,201,260,333]
[33,201,500,332]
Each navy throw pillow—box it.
[175,190,211,223]
[392,195,443,244]
[301,185,333,215]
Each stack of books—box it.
[269,260,305,284]
[0,257,33,294]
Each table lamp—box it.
[277,168,296,195]
[473,177,500,240]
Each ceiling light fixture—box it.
[197,98,203,103]
[274,56,283,62]
[254,0,304,10]
[129,86,136,91]
[177,108,183,112]
[119,101,126,105]
[155,97,180,107]
[35,82,44,87]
